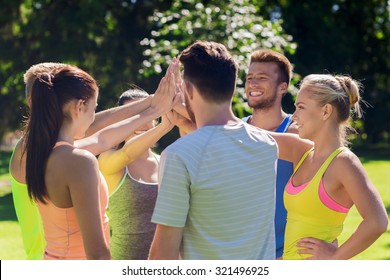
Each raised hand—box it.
[165,110,196,135]
[160,111,175,131]
[151,59,179,115]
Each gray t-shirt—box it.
[152,121,277,260]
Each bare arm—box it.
[68,151,111,259]
[75,61,178,155]
[98,116,174,176]
[166,109,196,136]
[329,154,387,259]
[85,96,152,137]
[267,132,313,164]
[148,224,184,260]
[298,153,388,260]
[75,108,167,156]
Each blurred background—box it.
[0,0,389,260]
[0,0,389,150]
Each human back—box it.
[9,63,69,259]
[150,41,278,260]
[153,122,277,259]
[24,66,111,259]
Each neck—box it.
[311,124,344,158]
[250,105,287,131]
[194,101,239,128]
[57,122,76,144]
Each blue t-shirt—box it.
[243,115,294,258]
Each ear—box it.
[278,82,288,95]
[322,103,333,120]
[27,96,32,108]
[184,80,194,100]
[73,99,85,117]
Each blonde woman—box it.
[268,74,388,259]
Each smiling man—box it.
[243,49,298,259]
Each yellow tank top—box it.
[283,147,349,260]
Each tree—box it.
[0,0,168,140]
[270,0,390,145]
[139,0,298,118]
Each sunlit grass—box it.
[0,150,388,260]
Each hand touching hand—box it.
[165,110,196,135]
[151,58,179,115]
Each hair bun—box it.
[37,72,54,88]
[335,75,360,107]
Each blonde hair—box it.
[24,62,69,98]
[300,74,363,145]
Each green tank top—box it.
[283,147,349,260]
[108,166,158,260]
[9,140,46,259]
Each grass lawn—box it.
[0,150,389,260]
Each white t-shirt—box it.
[152,121,277,259]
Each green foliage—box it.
[0,0,388,146]
[271,0,390,145]
[0,0,165,139]
[139,0,297,116]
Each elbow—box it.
[371,215,388,237]
[86,246,111,260]
[148,248,158,260]
[148,246,176,260]
[378,217,388,235]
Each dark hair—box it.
[250,49,292,85]
[118,86,149,106]
[179,41,238,103]
[24,65,98,203]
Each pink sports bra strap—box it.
[53,141,73,149]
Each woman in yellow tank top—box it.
[269,74,388,259]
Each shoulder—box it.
[51,146,99,171]
[96,148,116,163]
[286,121,299,134]
[329,148,364,177]
[9,138,25,180]
[11,139,24,161]
[167,128,209,150]
[243,122,278,147]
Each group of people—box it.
[10,40,387,260]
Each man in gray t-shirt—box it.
[149,41,278,260]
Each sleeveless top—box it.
[9,139,46,259]
[243,114,294,258]
[283,147,350,260]
[37,142,110,260]
[108,162,158,260]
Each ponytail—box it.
[24,66,97,203]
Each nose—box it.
[292,111,298,122]
[250,78,258,86]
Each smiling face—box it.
[245,62,282,110]
[292,86,325,140]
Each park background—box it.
[0,0,389,259]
